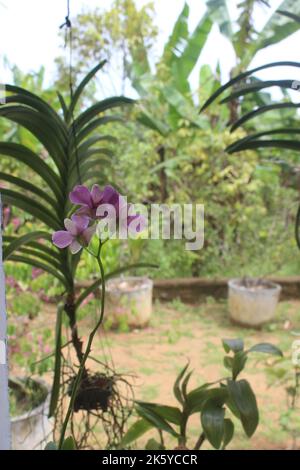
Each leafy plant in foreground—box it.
[122,339,282,450]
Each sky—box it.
[0,0,300,100]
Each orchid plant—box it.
[50,183,144,448]
[0,62,153,436]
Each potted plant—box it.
[228,278,281,327]
[9,377,52,450]
[105,276,153,329]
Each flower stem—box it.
[58,241,106,449]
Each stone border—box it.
[76,276,300,304]
[153,277,300,303]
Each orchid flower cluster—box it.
[52,184,144,254]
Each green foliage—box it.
[265,353,300,448]
[1,61,133,291]
[121,340,282,450]
[45,436,76,450]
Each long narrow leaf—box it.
[200,61,300,111]
[49,305,63,417]
[3,231,51,260]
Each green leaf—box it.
[161,3,189,68]
[277,9,300,23]
[8,254,68,288]
[61,436,76,450]
[0,104,67,175]
[247,343,283,357]
[173,363,189,405]
[0,172,59,211]
[136,403,179,438]
[220,80,294,103]
[74,97,134,132]
[201,399,225,449]
[222,339,244,353]
[136,402,182,425]
[0,142,63,203]
[223,356,234,371]
[57,91,68,121]
[231,352,248,380]
[186,387,228,414]
[68,60,107,120]
[49,305,63,417]
[3,231,51,260]
[252,1,300,53]
[200,61,300,112]
[137,109,170,136]
[44,442,58,450]
[5,84,68,135]
[175,13,212,81]
[227,139,300,154]
[206,0,233,39]
[231,103,300,132]
[145,438,165,450]
[181,370,193,401]
[77,135,117,155]
[76,116,123,144]
[121,419,153,447]
[227,380,259,437]
[222,418,234,449]
[1,188,60,230]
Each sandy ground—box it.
[10,297,300,450]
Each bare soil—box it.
[10,297,300,450]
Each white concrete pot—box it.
[228,278,281,327]
[10,378,53,450]
[105,277,153,328]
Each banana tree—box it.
[206,0,300,121]
[201,9,300,245]
[206,0,300,73]
[128,3,214,201]
[0,61,151,413]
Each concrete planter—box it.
[105,277,153,328]
[10,378,52,450]
[228,278,281,327]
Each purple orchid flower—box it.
[70,184,126,219]
[52,215,95,254]
[69,184,103,219]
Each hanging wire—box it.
[60,0,82,184]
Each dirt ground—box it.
[11,297,300,450]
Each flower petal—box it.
[69,185,92,207]
[102,185,120,207]
[52,230,73,249]
[71,215,90,233]
[70,240,82,254]
[91,184,103,206]
[64,218,78,236]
